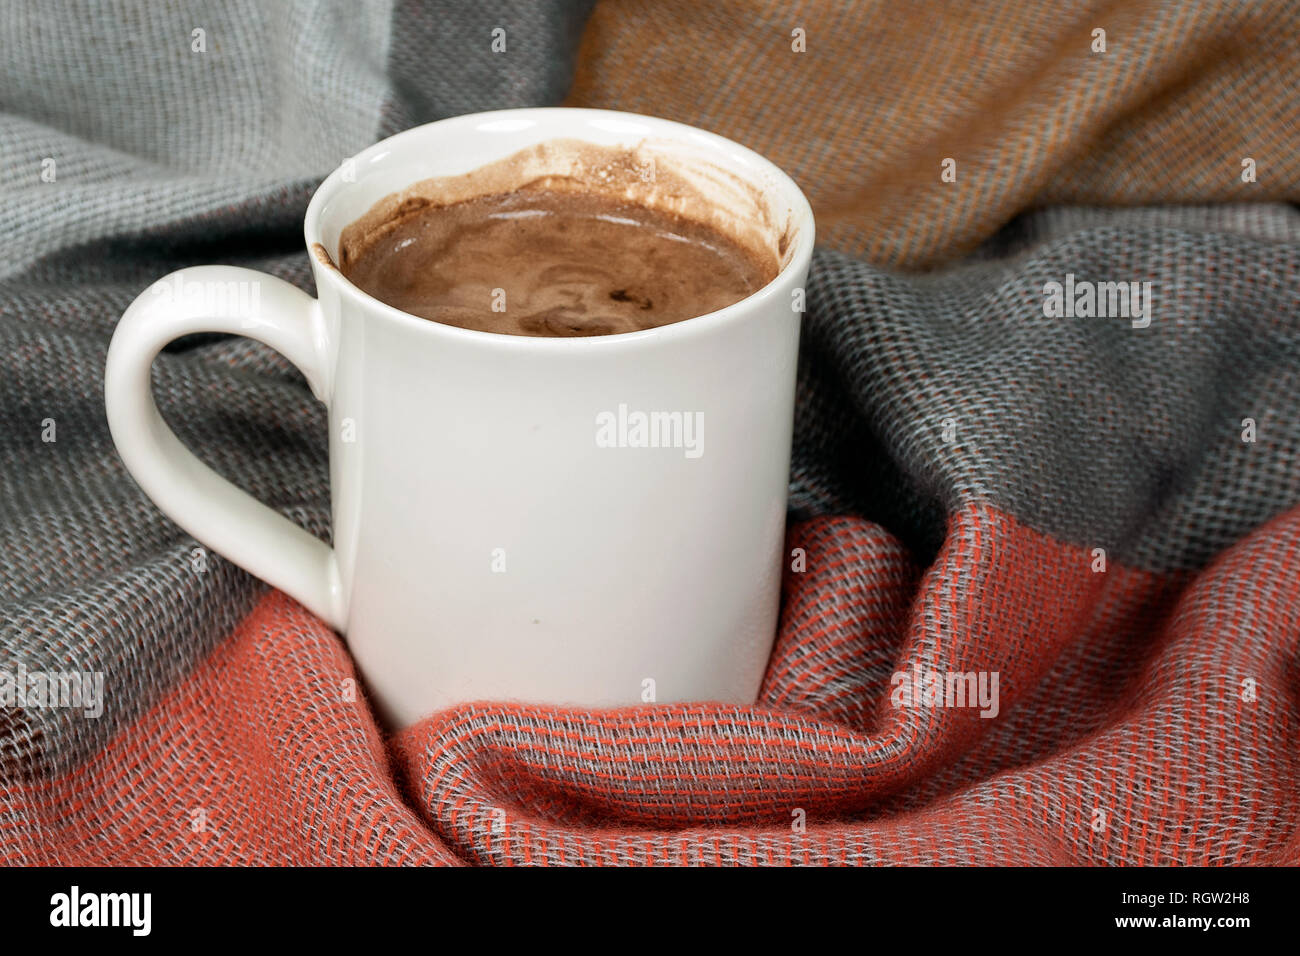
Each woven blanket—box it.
[2,0,1298,865]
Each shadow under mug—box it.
[104,108,816,728]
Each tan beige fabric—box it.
[567,0,1300,267]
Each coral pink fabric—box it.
[8,508,1297,865]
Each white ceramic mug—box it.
[105,108,815,728]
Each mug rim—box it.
[303,107,815,350]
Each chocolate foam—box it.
[330,139,792,337]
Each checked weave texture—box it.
[2,0,1298,864]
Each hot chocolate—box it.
[339,182,777,337]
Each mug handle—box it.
[104,266,346,630]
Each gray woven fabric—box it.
[789,203,1300,570]
[0,0,594,279]
[0,0,594,777]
